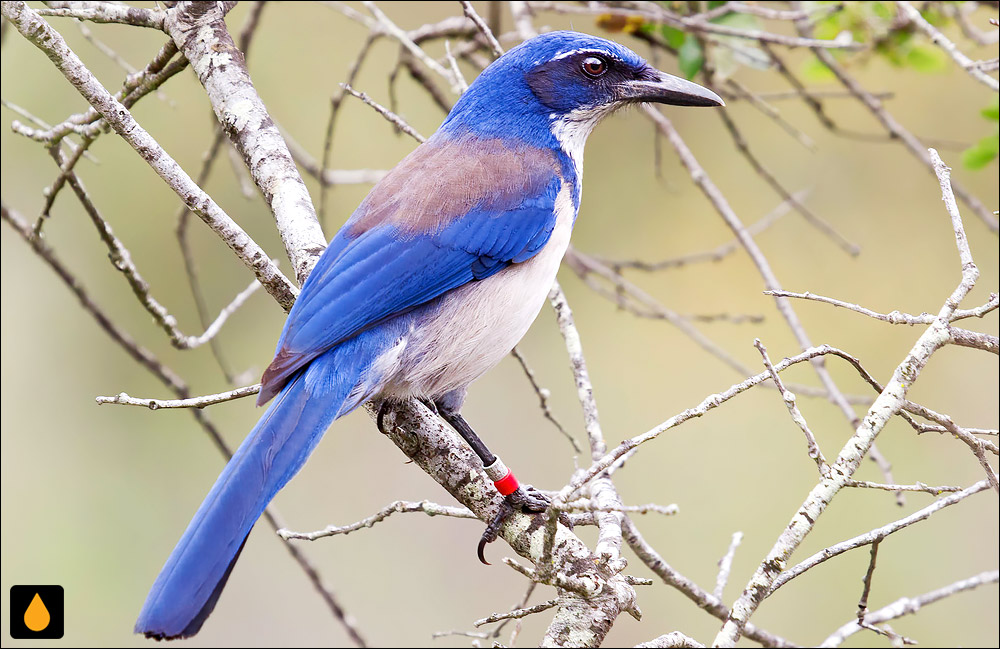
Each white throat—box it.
[550,106,610,180]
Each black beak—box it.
[622,68,724,107]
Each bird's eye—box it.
[581,56,607,78]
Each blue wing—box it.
[258,139,564,404]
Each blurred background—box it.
[1,2,997,647]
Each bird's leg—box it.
[435,404,549,563]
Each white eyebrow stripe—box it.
[548,47,611,62]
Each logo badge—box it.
[9,586,64,639]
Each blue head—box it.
[438,31,723,154]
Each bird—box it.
[135,30,723,640]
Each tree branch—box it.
[163,1,329,286]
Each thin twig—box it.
[713,531,743,601]
[278,500,476,540]
[2,201,363,647]
[856,538,881,625]
[764,290,999,325]
[755,339,829,474]
[461,0,503,58]
[341,84,426,143]
[821,570,999,647]
[644,104,901,495]
[96,384,261,409]
[622,517,797,648]
[546,282,626,570]
[2,2,297,307]
[474,598,559,627]
[792,7,998,232]
[510,346,578,452]
[362,1,462,92]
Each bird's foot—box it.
[509,483,551,512]
[478,484,551,565]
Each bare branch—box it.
[341,84,427,143]
[856,538,881,624]
[713,531,743,601]
[622,517,796,648]
[595,190,802,271]
[643,105,900,489]
[36,1,166,29]
[821,570,1000,647]
[461,1,504,58]
[163,1,329,286]
[845,480,966,494]
[547,281,627,577]
[2,202,185,390]
[526,1,860,49]
[362,0,462,93]
[96,384,261,410]
[474,598,559,627]
[2,201,363,646]
[278,500,476,541]
[713,149,985,646]
[948,326,999,354]
[372,399,639,648]
[279,123,388,186]
[510,346,578,452]
[764,290,999,325]
[792,10,998,233]
[755,338,829,474]
[52,143,264,352]
[1,1,297,308]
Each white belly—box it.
[376,186,575,401]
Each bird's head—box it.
[439,31,723,160]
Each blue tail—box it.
[135,324,399,639]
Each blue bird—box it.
[135,30,722,640]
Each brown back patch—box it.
[346,135,560,238]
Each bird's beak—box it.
[622,69,724,107]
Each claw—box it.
[477,536,491,565]
[478,501,511,564]
[478,485,553,565]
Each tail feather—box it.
[135,367,344,639]
[171,535,249,640]
[136,315,408,639]
[134,336,382,639]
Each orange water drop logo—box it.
[24,592,51,632]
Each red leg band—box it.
[493,470,520,496]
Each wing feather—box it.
[257,136,565,404]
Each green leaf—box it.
[905,44,947,73]
[813,14,843,41]
[962,133,1000,170]
[982,96,999,122]
[874,29,912,67]
[801,56,836,82]
[919,6,949,27]
[870,2,893,21]
[661,25,687,49]
[678,36,704,80]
